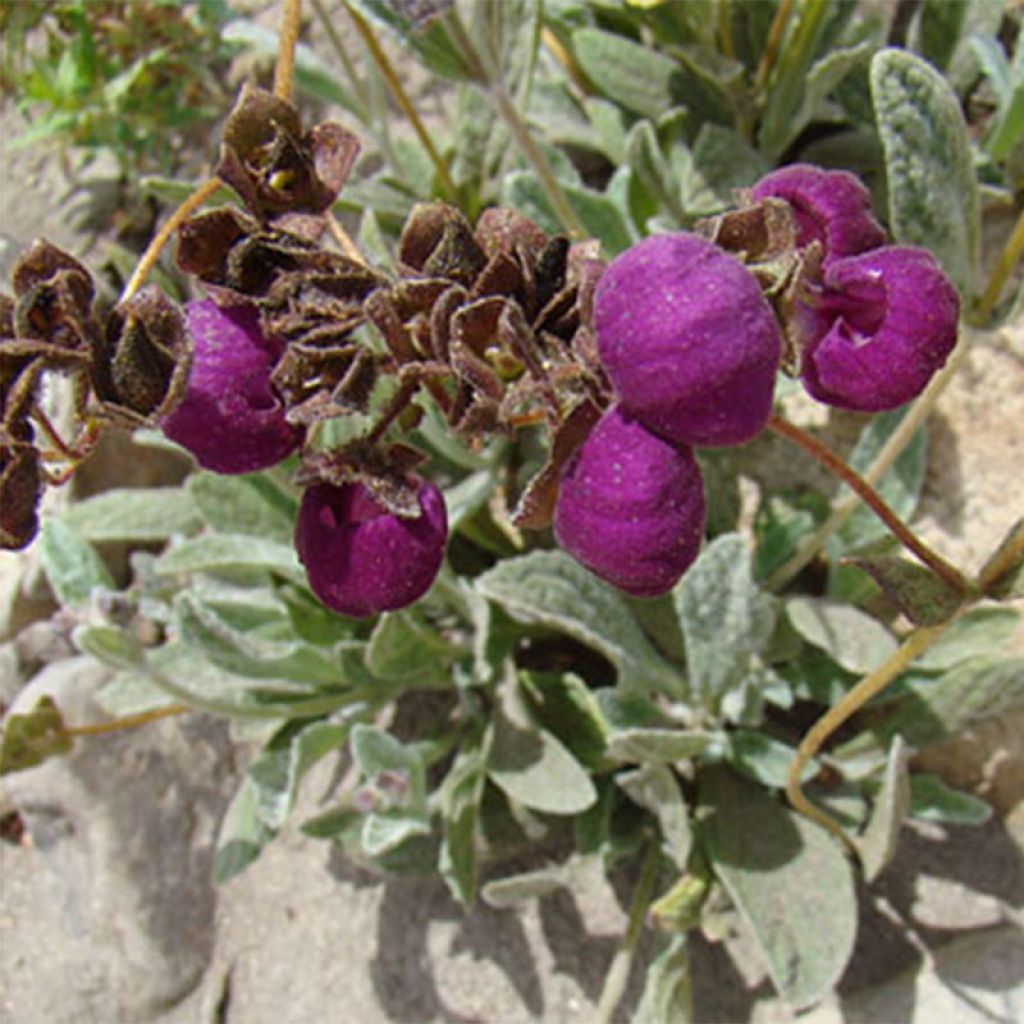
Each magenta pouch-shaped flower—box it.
[797,246,959,411]
[295,478,448,618]
[554,405,705,598]
[750,163,885,263]
[161,300,300,473]
[595,233,781,448]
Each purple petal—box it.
[161,300,300,473]
[554,405,705,597]
[800,246,959,411]
[751,163,885,263]
[295,479,448,618]
[595,233,781,447]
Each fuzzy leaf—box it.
[481,864,569,908]
[213,776,276,883]
[439,737,488,906]
[616,764,692,869]
[571,28,681,119]
[915,605,1021,671]
[858,736,911,882]
[909,773,992,825]
[365,610,456,685]
[675,534,776,706]
[39,519,114,607]
[155,533,304,581]
[786,596,897,674]
[606,728,714,765]
[64,487,201,542]
[520,670,610,771]
[700,766,858,1010]
[188,472,296,544]
[871,47,980,297]
[73,624,145,671]
[679,124,769,216]
[727,730,816,790]
[476,551,683,697]
[0,696,72,776]
[488,707,596,815]
[844,556,965,625]
[633,935,692,1024]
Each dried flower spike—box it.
[750,164,885,264]
[554,405,705,597]
[595,233,781,447]
[796,246,959,411]
[161,300,299,473]
[295,478,448,618]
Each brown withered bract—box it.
[94,286,193,425]
[0,424,42,551]
[216,83,360,221]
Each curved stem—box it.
[344,1,458,201]
[596,842,660,1024]
[65,704,190,737]
[766,414,972,595]
[274,0,303,102]
[765,333,973,591]
[976,205,1024,322]
[787,619,955,850]
[754,0,794,89]
[311,0,370,118]
[326,209,367,264]
[120,177,223,302]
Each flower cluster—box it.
[2,105,960,619]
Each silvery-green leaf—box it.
[627,119,684,223]
[520,670,610,771]
[213,777,276,883]
[726,730,816,790]
[155,534,304,582]
[632,935,692,1024]
[584,96,629,164]
[72,624,144,671]
[365,610,457,686]
[188,472,296,543]
[351,724,426,798]
[972,28,1024,160]
[606,729,714,765]
[488,707,596,815]
[909,773,992,825]
[616,764,692,869]
[444,469,494,530]
[913,605,1021,670]
[871,47,980,297]
[362,812,431,857]
[571,27,681,118]
[679,124,769,216]
[97,672,177,717]
[64,487,201,542]
[786,596,898,674]
[700,766,857,1010]
[39,519,114,607]
[858,736,911,882]
[830,407,928,557]
[476,551,683,697]
[674,534,776,706]
[481,864,570,908]
[438,736,488,906]
[248,719,350,831]
[909,0,969,71]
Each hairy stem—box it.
[596,843,660,1024]
[311,0,371,117]
[65,704,190,738]
[445,10,586,239]
[976,205,1024,322]
[787,619,956,849]
[344,1,459,201]
[766,414,972,594]
[120,177,223,302]
[274,0,303,102]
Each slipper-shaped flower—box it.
[797,246,959,411]
[751,163,885,263]
[296,478,448,618]
[161,300,300,473]
[554,405,705,597]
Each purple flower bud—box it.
[554,405,705,597]
[161,300,300,474]
[797,246,959,411]
[750,163,885,263]
[595,233,781,447]
[295,478,448,618]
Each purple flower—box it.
[595,233,781,447]
[554,405,705,597]
[161,300,300,473]
[797,246,959,411]
[750,163,885,264]
[295,478,448,618]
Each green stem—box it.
[344,1,459,201]
[976,205,1024,322]
[764,330,973,592]
[787,618,957,850]
[445,9,586,239]
[596,843,661,1024]
[311,0,371,119]
[766,414,972,595]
